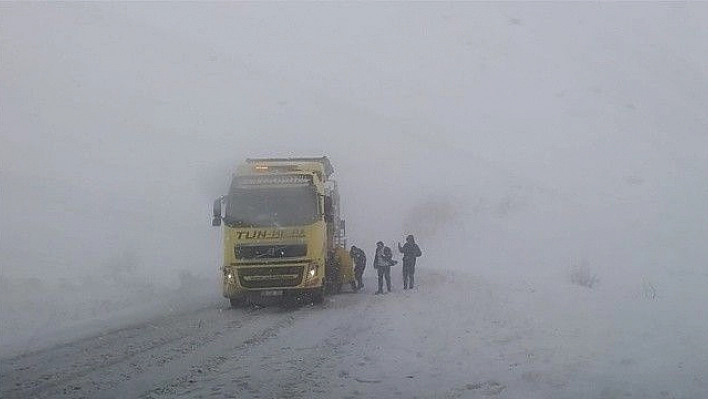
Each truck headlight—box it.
[306,263,317,279]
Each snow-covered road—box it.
[2,269,706,399]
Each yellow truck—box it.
[212,157,354,306]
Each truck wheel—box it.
[311,287,324,304]
[230,297,245,308]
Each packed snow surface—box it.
[2,268,706,398]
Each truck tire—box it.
[324,260,342,295]
[230,297,245,308]
[311,287,325,304]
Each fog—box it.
[2,1,707,364]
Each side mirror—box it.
[324,196,333,223]
[212,197,222,227]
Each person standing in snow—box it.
[349,245,367,291]
[373,241,396,294]
[398,234,422,290]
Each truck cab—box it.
[212,157,350,306]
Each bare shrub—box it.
[570,260,599,289]
[641,279,658,300]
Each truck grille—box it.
[238,265,304,288]
[235,244,307,259]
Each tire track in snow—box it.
[272,292,379,398]
[141,309,298,398]
[157,289,378,398]
[0,303,289,398]
[1,303,220,398]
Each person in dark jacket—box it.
[373,241,396,294]
[398,234,422,289]
[349,245,367,291]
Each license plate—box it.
[261,290,283,297]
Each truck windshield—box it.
[224,185,319,227]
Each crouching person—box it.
[349,245,366,291]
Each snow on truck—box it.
[212,157,354,306]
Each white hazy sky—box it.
[1,3,707,286]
